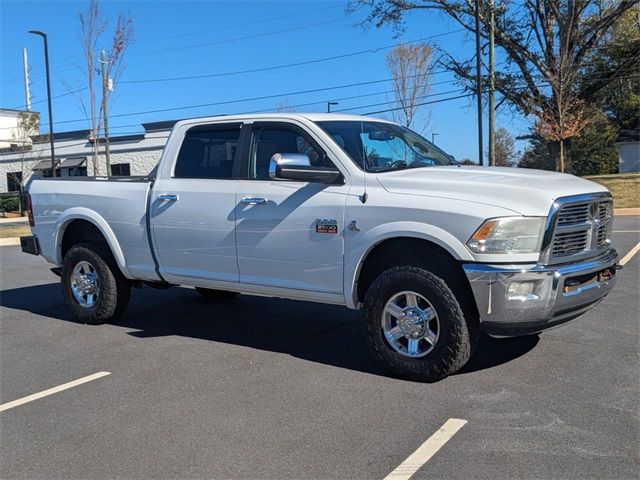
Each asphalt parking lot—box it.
[1,216,638,479]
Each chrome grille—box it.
[545,196,613,263]
[557,204,591,226]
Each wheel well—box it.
[61,220,110,260]
[356,237,479,322]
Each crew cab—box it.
[21,113,619,381]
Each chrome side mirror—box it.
[269,152,342,184]
[268,153,311,180]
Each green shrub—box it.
[0,196,20,212]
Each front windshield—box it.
[317,120,454,172]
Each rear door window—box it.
[174,125,241,179]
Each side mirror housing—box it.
[269,153,342,184]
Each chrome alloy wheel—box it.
[381,291,440,358]
[70,261,100,308]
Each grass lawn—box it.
[585,173,640,208]
[0,224,31,239]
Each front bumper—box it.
[463,249,619,337]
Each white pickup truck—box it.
[22,113,619,381]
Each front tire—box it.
[61,243,131,325]
[363,266,475,382]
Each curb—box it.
[0,216,28,224]
[615,208,640,216]
[0,238,21,247]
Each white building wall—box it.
[0,130,169,192]
[617,142,640,173]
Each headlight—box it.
[467,217,546,254]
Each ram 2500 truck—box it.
[21,113,619,381]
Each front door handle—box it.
[158,194,179,202]
[241,197,267,205]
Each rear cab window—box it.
[174,124,241,179]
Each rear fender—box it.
[54,208,132,278]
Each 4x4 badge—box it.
[315,218,338,234]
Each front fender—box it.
[54,208,132,278]
[343,221,473,309]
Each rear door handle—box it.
[158,194,179,202]
[241,197,267,205]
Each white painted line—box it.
[384,418,467,480]
[613,230,640,233]
[620,241,640,266]
[0,237,21,247]
[0,372,111,413]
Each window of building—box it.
[111,163,130,176]
[6,172,22,192]
[174,126,240,179]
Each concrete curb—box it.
[0,216,28,224]
[615,208,640,216]
[0,238,21,247]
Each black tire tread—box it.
[363,266,475,382]
[61,242,130,325]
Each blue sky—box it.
[0,0,530,161]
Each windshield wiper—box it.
[370,162,409,173]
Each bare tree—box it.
[275,98,296,112]
[350,0,640,172]
[493,127,517,167]
[76,0,133,176]
[9,112,41,214]
[385,43,434,130]
[78,0,106,174]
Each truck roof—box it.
[172,112,394,129]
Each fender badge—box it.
[315,218,338,234]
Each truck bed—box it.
[27,176,160,282]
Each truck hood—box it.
[376,166,609,216]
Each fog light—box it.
[507,281,539,300]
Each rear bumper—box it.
[463,249,619,337]
[20,235,40,256]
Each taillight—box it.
[24,192,35,226]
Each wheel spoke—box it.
[407,338,420,355]
[86,293,95,307]
[385,302,404,319]
[405,292,418,307]
[422,307,436,321]
[385,326,404,342]
[424,328,437,345]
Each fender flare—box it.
[54,208,132,278]
[343,222,474,309]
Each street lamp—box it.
[28,30,56,177]
[327,101,339,113]
[431,132,439,144]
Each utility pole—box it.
[327,101,338,113]
[488,0,496,166]
[431,132,439,144]
[474,0,484,166]
[22,48,31,111]
[100,49,111,176]
[28,30,55,177]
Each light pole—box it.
[431,132,439,144]
[327,101,338,113]
[29,30,56,177]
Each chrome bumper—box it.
[463,249,619,337]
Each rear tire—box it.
[61,243,131,325]
[362,266,475,382]
[195,287,240,300]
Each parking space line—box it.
[620,241,640,266]
[384,418,467,480]
[0,372,111,413]
[613,230,640,233]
